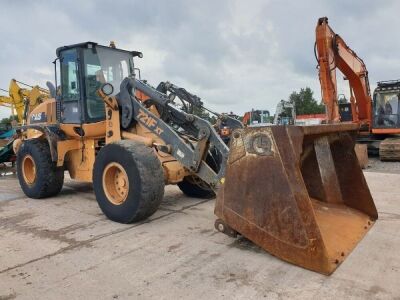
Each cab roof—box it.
[375,80,400,92]
[56,41,142,58]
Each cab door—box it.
[60,48,82,124]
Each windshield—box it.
[83,46,134,120]
[374,91,400,127]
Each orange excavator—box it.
[315,17,400,160]
[242,109,271,126]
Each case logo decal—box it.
[30,112,47,124]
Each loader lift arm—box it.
[115,77,230,188]
[156,81,243,131]
[315,17,372,129]
[156,81,203,114]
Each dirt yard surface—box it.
[0,171,399,299]
[365,157,400,174]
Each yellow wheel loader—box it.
[14,42,377,275]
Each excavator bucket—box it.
[215,123,378,275]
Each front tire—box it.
[93,140,164,223]
[177,149,220,199]
[17,139,64,198]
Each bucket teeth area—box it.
[215,124,378,275]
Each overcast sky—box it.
[1,0,399,119]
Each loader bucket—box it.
[215,123,378,275]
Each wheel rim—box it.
[22,155,36,185]
[102,162,129,205]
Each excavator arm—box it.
[0,96,14,115]
[8,79,29,122]
[0,96,13,107]
[315,17,372,129]
[4,79,50,124]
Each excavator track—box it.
[379,137,400,161]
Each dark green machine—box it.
[0,139,14,164]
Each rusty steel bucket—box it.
[215,123,378,275]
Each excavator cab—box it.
[373,80,400,129]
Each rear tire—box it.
[177,176,215,199]
[93,140,164,223]
[17,139,64,198]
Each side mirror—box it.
[132,51,143,58]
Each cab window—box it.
[60,49,81,124]
[83,47,135,122]
[83,50,106,121]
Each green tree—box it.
[266,115,274,123]
[192,106,217,124]
[289,87,325,115]
[0,115,17,124]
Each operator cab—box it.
[55,42,142,124]
[245,110,271,126]
[373,80,400,129]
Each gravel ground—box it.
[364,157,400,174]
[0,162,15,176]
[0,172,399,299]
[3,157,400,175]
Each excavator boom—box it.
[315,17,372,128]
[2,79,50,124]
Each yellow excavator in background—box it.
[0,79,50,124]
[0,92,14,115]
[0,80,50,164]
